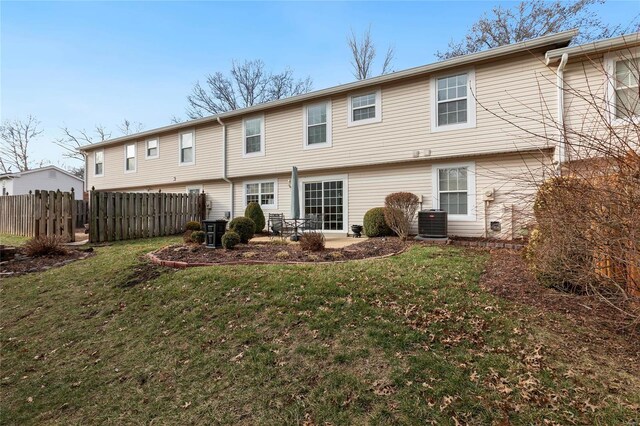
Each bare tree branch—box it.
[186,60,313,119]
[118,119,144,135]
[437,0,640,60]
[0,115,44,173]
[347,26,395,80]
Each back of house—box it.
[80,30,640,239]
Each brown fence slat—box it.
[86,190,204,243]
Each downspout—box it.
[556,53,569,173]
[217,117,234,218]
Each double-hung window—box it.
[179,130,195,165]
[146,138,159,159]
[94,150,104,177]
[124,144,136,173]
[304,101,331,148]
[431,69,476,132]
[432,162,476,221]
[605,50,639,122]
[243,116,264,157]
[244,180,276,208]
[348,89,381,126]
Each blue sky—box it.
[1,1,638,169]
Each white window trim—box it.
[186,185,203,194]
[242,115,266,158]
[242,178,278,209]
[431,161,476,222]
[303,100,332,150]
[604,47,640,125]
[430,68,477,133]
[94,149,104,178]
[124,143,137,174]
[178,129,196,166]
[145,138,159,159]
[298,174,349,233]
[347,89,382,127]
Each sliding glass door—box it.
[303,179,344,231]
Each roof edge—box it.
[80,29,578,152]
[545,32,640,63]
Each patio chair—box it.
[268,213,286,239]
[303,213,322,232]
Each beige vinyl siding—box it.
[221,151,550,238]
[88,125,222,190]
[86,52,556,192]
[223,52,557,179]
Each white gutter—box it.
[556,53,569,170]
[217,117,234,218]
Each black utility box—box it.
[202,220,228,248]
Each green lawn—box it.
[0,234,30,246]
[1,237,638,425]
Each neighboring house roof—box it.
[545,32,640,64]
[79,29,579,152]
[0,165,84,182]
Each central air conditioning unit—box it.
[418,209,448,239]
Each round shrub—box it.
[244,202,266,233]
[228,217,255,243]
[185,221,202,231]
[363,207,393,237]
[190,230,205,244]
[221,231,241,249]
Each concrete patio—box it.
[252,234,366,249]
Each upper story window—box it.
[94,150,104,177]
[606,52,639,121]
[179,130,195,165]
[304,101,332,149]
[124,144,136,173]
[348,89,381,126]
[431,69,476,132]
[244,180,276,208]
[432,162,476,221]
[146,138,159,159]
[243,116,265,157]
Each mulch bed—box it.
[151,237,409,266]
[480,249,640,369]
[0,248,93,277]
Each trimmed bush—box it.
[221,231,241,249]
[229,217,255,243]
[299,232,325,252]
[24,235,68,257]
[384,192,419,241]
[244,202,266,233]
[363,207,393,237]
[185,221,201,231]
[191,230,206,244]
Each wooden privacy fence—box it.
[75,200,88,228]
[0,190,76,241]
[89,190,205,243]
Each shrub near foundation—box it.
[229,217,256,243]
[244,202,266,233]
[221,231,241,249]
[363,207,393,237]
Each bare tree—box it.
[0,115,44,173]
[347,26,395,80]
[118,119,144,135]
[54,125,112,162]
[186,59,313,119]
[437,0,640,60]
